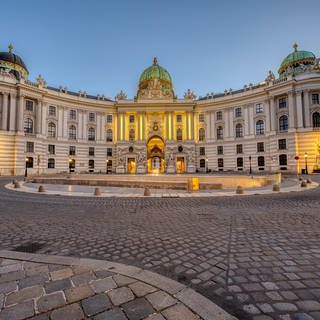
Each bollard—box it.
[272,184,280,192]
[301,180,308,188]
[236,186,244,194]
[144,187,151,196]
[94,187,101,196]
[306,179,312,184]
[38,185,45,192]
[14,181,21,188]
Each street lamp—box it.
[106,159,109,174]
[304,152,308,175]
[249,155,252,175]
[205,157,208,173]
[24,157,28,178]
[68,158,72,173]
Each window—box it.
[176,115,182,123]
[26,141,34,153]
[235,107,242,117]
[278,139,287,150]
[89,147,95,156]
[107,114,113,123]
[24,118,33,134]
[237,157,243,167]
[236,144,243,154]
[279,115,288,131]
[279,154,287,166]
[69,109,77,120]
[48,158,55,169]
[199,128,205,141]
[176,128,182,141]
[107,148,112,157]
[312,112,320,128]
[199,113,205,122]
[48,122,56,138]
[216,111,222,121]
[312,93,319,105]
[217,126,223,139]
[48,144,55,155]
[256,120,265,135]
[218,158,224,168]
[217,146,223,155]
[26,157,33,168]
[88,127,95,141]
[69,146,76,156]
[88,159,95,170]
[257,142,264,152]
[106,129,113,142]
[258,156,265,167]
[25,100,34,111]
[255,103,264,113]
[235,123,243,138]
[69,125,76,140]
[129,115,135,123]
[129,128,135,141]
[200,159,206,168]
[279,97,287,109]
[48,106,56,116]
[88,112,96,122]
[199,147,205,156]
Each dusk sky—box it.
[1,0,320,99]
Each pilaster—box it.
[1,93,8,131]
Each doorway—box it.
[127,158,136,174]
[147,136,165,174]
[176,157,185,173]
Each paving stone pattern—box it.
[1,176,320,319]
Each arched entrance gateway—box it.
[147,136,165,173]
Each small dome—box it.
[138,57,172,90]
[278,43,315,75]
[0,45,29,79]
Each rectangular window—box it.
[279,97,287,109]
[258,156,265,167]
[26,141,34,153]
[89,147,95,156]
[69,146,76,156]
[48,158,55,169]
[216,111,222,120]
[198,113,205,122]
[217,146,223,155]
[176,114,182,123]
[107,114,113,123]
[129,115,135,123]
[312,93,319,105]
[48,144,55,155]
[236,144,243,154]
[218,158,224,168]
[88,112,96,122]
[48,106,56,116]
[69,109,77,120]
[257,142,264,152]
[237,157,243,167]
[235,107,242,117]
[255,103,264,113]
[107,148,113,157]
[25,100,34,111]
[279,154,287,166]
[199,147,205,156]
[278,139,286,150]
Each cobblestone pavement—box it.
[0,175,320,320]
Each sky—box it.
[1,0,320,100]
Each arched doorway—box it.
[147,136,165,173]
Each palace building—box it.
[0,44,320,176]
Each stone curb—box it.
[0,250,237,320]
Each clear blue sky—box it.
[1,0,320,99]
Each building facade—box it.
[0,44,320,176]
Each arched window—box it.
[217,126,223,140]
[237,157,243,167]
[26,156,33,168]
[106,129,113,142]
[48,122,56,138]
[129,128,135,141]
[24,118,33,134]
[176,128,182,141]
[199,159,205,168]
[312,112,320,128]
[88,127,95,141]
[258,156,265,167]
[256,120,265,135]
[69,125,76,140]
[48,158,55,169]
[199,128,205,141]
[279,115,288,131]
[279,154,287,166]
[235,123,243,137]
[89,159,95,169]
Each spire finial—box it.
[153,57,158,65]
[8,44,13,53]
[293,43,298,51]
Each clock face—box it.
[153,122,158,131]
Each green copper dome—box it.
[278,44,316,74]
[138,57,172,89]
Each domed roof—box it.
[278,43,315,74]
[138,57,172,89]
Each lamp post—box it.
[304,152,308,175]
[68,158,72,173]
[24,157,28,178]
[106,159,109,174]
[249,155,252,175]
[205,157,208,173]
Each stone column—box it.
[295,91,303,129]
[228,109,233,137]
[210,112,215,140]
[225,110,229,138]
[82,110,87,141]
[244,106,249,136]
[1,93,8,131]
[269,97,275,132]
[248,106,254,135]
[303,90,310,128]
[165,112,169,140]
[288,91,295,129]
[100,113,104,141]
[36,100,42,134]
[171,112,175,140]
[58,108,63,138]
[117,113,121,141]
[205,111,211,140]
[122,113,126,141]
[17,94,24,132]
[190,111,194,140]
[185,112,189,140]
[9,94,17,131]
[142,112,146,140]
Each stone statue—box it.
[115,90,127,101]
[184,89,196,100]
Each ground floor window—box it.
[48,158,55,169]
[279,154,287,166]
[218,158,224,168]
[89,159,95,170]
[258,156,265,167]
[237,157,243,167]
[26,157,33,168]
[200,159,205,168]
